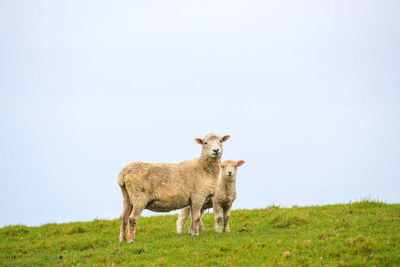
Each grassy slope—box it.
[1,201,399,266]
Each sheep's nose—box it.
[228,171,232,176]
[213,148,220,153]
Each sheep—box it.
[176,159,245,233]
[117,133,230,242]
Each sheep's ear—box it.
[195,138,203,145]
[221,135,230,142]
[237,160,245,167]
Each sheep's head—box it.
[221,160,245,179]
[195,133,230,159]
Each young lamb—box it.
[117,133,230,242]
[176,159,245,233]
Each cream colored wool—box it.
[118,133,230,243]
[176,159,245,233]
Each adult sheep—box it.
[117,133,230,242]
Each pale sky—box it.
[1,0,399,226]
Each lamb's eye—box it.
[222,166,225,169]
[219,140,222,143]
[204,142,208,145]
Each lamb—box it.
[117,133,230,242]
[176,159,245,233]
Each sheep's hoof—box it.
[127,239,135,243]
[189,232,199,236]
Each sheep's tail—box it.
[117,173,125,188]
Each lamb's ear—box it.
[221,135,230,142]
[237,160,245,167]
[195,138,203,145]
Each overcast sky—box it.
[1,0,399,226]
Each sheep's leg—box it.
[189,202,202,236]
[214,204,224,232]
[119,187,133,242]
[199,209,206,232]
[223,206,232,232]
[176,206,190,234]
[127,203,145,243]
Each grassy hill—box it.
[1,200,399,266]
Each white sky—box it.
[1,0,399,226]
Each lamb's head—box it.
[195,133,230,159]
[221,160,245,179]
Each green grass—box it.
[1,200,400,266]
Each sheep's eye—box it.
[219,140,222,143]
[222,166,225,169]
[204,142,208,145]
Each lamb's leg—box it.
[223,206,232,232]
[189,202,202,236]
[119,187,133,242]
[214,204,223,232]
[176,206,190,234]
[199,209,206,232]
[127,203,145,243]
